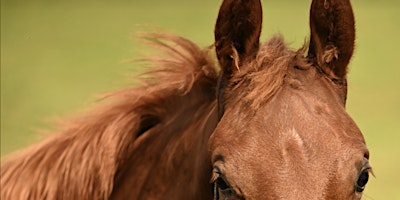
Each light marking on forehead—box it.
[288,128,304,147]
[279,128,306,160]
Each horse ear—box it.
[308,0,355,81]
[214,0,262,118]
[214,0,262,78]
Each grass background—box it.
[1,0,399,199]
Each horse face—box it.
[209,0,371,199]
[209,62,370,199]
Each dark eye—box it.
[355,169,369,192]
[215,177,230,191]
[213,174,236,199]
[215,177,236,199]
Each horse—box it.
[1,0,371,199]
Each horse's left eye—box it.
[355,169,369,192]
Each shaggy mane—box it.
[1,34,310,200]
[0,34,218,200]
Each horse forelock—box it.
[0,34,218,200]
[227,36,311,110]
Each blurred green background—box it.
[1,0,399,199]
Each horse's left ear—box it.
[308,0,355,81]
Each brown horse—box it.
[1,0,371,199]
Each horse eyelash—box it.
[210,168,222,183]
[210,172,219,183]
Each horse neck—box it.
[1,34,219,200]
[1,95,146,199]
[1,81,218,200]
[110,83,218,199]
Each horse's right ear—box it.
[214,0,262,118]
[214,0,262,78]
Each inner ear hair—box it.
[214,0,263,118]
[308,0,355,81]
[214,0,262,77]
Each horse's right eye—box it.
[215,177,230,191]
[212,172,237,199]
[215,176,236,199]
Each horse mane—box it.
[0,34,218,200]
[0,34,309,199]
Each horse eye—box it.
[212,168,237,198]
[216,177,230,191]
[214,176,236,199]
[355,169,369,192]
